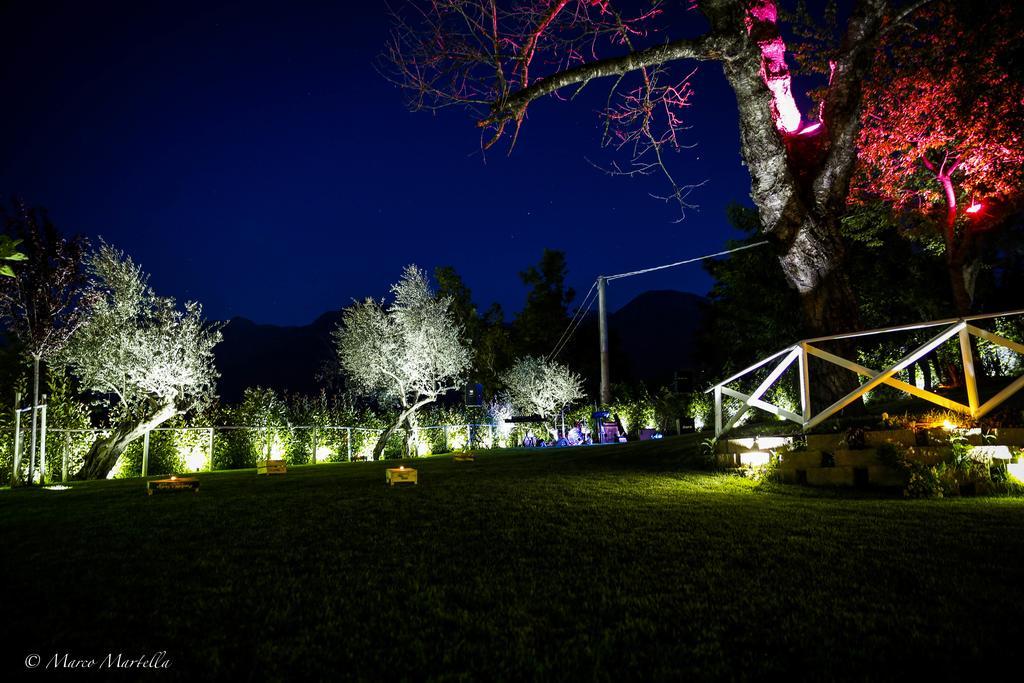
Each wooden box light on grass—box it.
[386,466,418,487]
[257,459,287,475]
[453,452,475,462]
[146,476,199,495]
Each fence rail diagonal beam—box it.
[716,348,799,435]
[966,325,1024,356]
[801,308,1024,344]
[705,346,798,394]
[721,387,803,425]
[709,310,1024,437]
[804,322,966,430]
[802,344,971,415]
[959,328,980,414]
[720,403,750,435]
[976,374,1024,419]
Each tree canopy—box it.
[335,265,473,458]
[59,244,223,478]
[501,355,585,435]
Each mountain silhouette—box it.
[215,310,342,401]
[608,290,705,386]
[214,290,705,401]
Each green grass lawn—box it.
[3,436,1024,680]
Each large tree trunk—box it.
[74,403,177,480]
[404,412,420,458]
[777,215,863,413]
[933,170,975,317]
[707,0,887,415]
[372,420,402,461]
[373,398,437,460]
[947,254,973,318]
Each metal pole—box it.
[467,424,473,451]
[38,400,47,484]
[312,425,318,464]
[714,385,723,437]
[598,276,610,406]
[346,427,352,461]
[12,392,22,486]
[209,428,215,471]
[28,357,39,485]
[142,430,150,477]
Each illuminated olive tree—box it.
[335,265,472,460]
[501,356,585,439]
[59,244,223,479]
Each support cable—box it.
[544,240,771,361]
[605,241,770,281]
[546,279,597,361]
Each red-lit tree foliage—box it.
[854,0,1024,315]
[386,0,933,405]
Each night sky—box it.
[1,0,752,326]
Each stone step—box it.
[782,464,903,488]
[865,429,917,448]
[994,427,1024,446]
[717,435,794,454]
[834,449,881,468]
[806,466,855,487]
[805,434,845,451]
[904,446,951,465]
[867,465,904,487]
[778,450,825,470]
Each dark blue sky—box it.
[1,0,752,325]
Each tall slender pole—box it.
[12,391,22,486]
[142,430,150,477]
[598,276,610,406]
[38,400,47,484]
[28,355,40,485]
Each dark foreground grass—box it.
[3,436,1024,680]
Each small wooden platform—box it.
[386,467,417,486]
[453,452,475,462]
[147,477,199,495]
[257,459,287,475]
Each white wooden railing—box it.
[709,309,1024,436]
